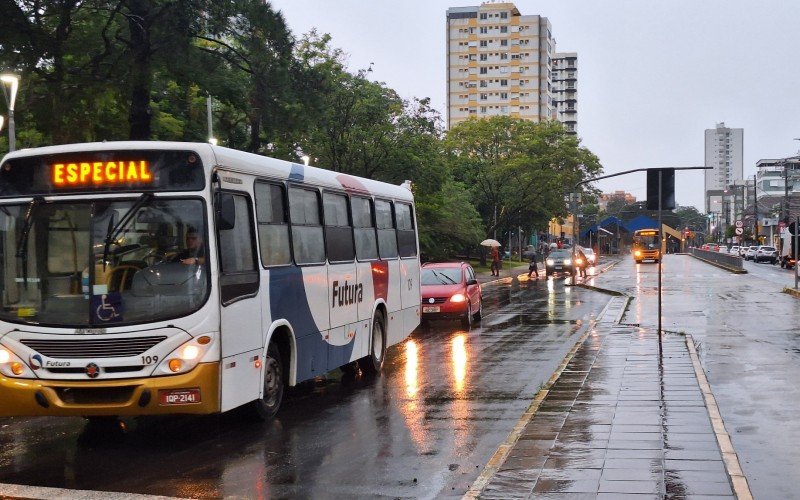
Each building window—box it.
[500,39,508,47]
[480,40,487,47]
[480,53,487,61]
[480,67,487,74]
[480,27,488,34]
[480,106,487,113]
[480,12,487,20]
[500,26,507,33]
[500,11,508,19]
[500,92,508,99]
[500,79,508,86]
[500,53,508,60]
[480,93,487,100]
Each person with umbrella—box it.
[481,239,502,277]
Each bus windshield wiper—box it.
[16,197,44,289]
[101,193,153,270]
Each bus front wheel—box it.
[249,341,285,421]
[359,311,386,375]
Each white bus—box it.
[0,142,420,419]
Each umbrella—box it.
[480,238,501,247]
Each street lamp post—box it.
[1,74,19,152]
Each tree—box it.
[444,116,602,247]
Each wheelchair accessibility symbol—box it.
[91,293,123,323]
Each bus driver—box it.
[175,228,205,265]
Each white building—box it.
[704,122,743,214]
[446,3,574,131]
[552,52,577,134]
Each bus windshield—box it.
[0,197,209,327]
[633,230,660,250]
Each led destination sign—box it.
[0,150,205,197]
[52,160,153,187]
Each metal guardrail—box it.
[689,248,744,270]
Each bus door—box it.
[324,192,358,370]
[215,190,262,412]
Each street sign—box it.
[735,227,744,236]
[735,220,743,228]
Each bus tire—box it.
[249,341,285,421]
[359,311,386,375]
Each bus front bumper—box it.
[0,362,220,417]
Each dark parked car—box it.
[545,249,576,277]
[420,262,482,327]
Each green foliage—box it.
[0,4,606,261]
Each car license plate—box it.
[422,306,440,313]
[554,266,562,270]
[159,388,201,405]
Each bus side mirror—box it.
[215,192,236,231]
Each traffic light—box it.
[646,168,675,210]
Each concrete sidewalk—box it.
[466,294,749,499]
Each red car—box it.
[420,262,482,327]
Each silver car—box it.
[744,246,758,261]
[754,245,778,264]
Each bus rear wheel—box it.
[249,341,284,421]
[358,311,386,375]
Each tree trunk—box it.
[127,0,153,140]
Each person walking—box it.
[576,247,588,278]
[527,252,539,280]
[490,246,501,277]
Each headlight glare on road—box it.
[450,293,467,303]
[546,259,554,266]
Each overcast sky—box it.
[269,0,800,211]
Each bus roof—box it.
[1,141,414,202]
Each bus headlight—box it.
[635,250,642,257]
[0,345,35,378]
[155,334,215,376]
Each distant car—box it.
[420,262,482,327]
[730,245,740,256]
[744,246,759,261]
[545,249,575,277]
[738,246,748,257]
[582,247,596,265]
[754,245,778,264]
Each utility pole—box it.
[754,173,759,244]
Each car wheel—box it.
[461,302,473,329]
[358,311,386,375]
[248,340,285,421]
[472,297,482,321]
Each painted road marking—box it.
[0,483,185,500]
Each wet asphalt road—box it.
[594,254,800,499]
[0,275,610,499]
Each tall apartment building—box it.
[704,122,743,214]
[446,3,576,132]
[552,52,577,134]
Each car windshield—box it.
[550,251,571,259]
[0,197,209,327]
[421,267,462,285]
[761,247,775,251]
[583,248,594,255]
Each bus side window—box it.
[395,202,417,258]
[375,199,398,259]
[288,187,325,265]
[217,193,259,304]
[254,182,291,266]
[352,197,377,261]
[323,192,354,262]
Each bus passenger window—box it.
[395,202,417,258]
[352,197,377,260]
[323,192,354,262]
[375,199,398,259]
[218,194,258,304]
[255,182,291,266]
[289,187,325,264]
